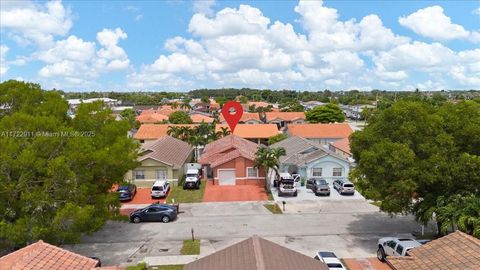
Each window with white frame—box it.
[312,168,322,177]
[156,170,167,179]
[134,170,145,179]
[332,168,342,177]
[247,167,259,178]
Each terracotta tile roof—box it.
[387,231,480,270]
[0,240,99,270]
[219,112,261,123]
[288,123,353,139]
[190,114,214,123]
[215,124,279,139]
[139,136,193,169]
[329,138,351,155]
[247,101,271,108]
[134,124,198,140]
[265,112,305,122]
[184,235,329,270]
[198,135,259,167]
[136,112,169,123]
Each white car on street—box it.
[314,251,346,270]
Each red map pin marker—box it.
[221,101,243,133]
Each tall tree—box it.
[306,103,345,123]
[254,147,286,190]
[168,111,193,124]
[120,108,140,129]
[350,100,480,237]
[0,81,138,250]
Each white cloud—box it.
[0,0,72,47]
[95,28,130,71]
[0,45,10,77]
[399,6,473,41]
[474,7,480,16]
[193,0,216,16]
[37,36,95,64]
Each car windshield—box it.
[152,186,163,191]
[315,179,327,185]
[319,252,336,258]
[186,174,197,177]
[327,263,343,268]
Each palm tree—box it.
[218,127,230,137]
[170,102,179,109]
[180,102,192,111]
[254,146,286,191]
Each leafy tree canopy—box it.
[0,80,138,250]
[120,108,140,129]
[279,100,305,112]
[306,103,345,123]
[268,133,288,145]
[350,100,480,237]
[168,111,192,124]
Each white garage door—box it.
[218,169,236,185]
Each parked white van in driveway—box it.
[151,180,170,198]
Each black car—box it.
[130,203,177,223]
[306,178,330,196]
[117,184,137,201]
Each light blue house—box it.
[271,136,353,184]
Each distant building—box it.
[287,123,353,145]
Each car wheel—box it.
[132,216,141,223]
[326,193,330,196]
[161,216,171,223]
[377,247,386,262]
[183,185,186,190]
[293,191,298,196]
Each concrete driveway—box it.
[63,200,429,267]
[272,184,365,202]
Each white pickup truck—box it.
[277,173,298,197]
[183,169,201,189]
[377,237,422,261]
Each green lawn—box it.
[180,239,201,255]
[263,203,283,214]
[166,181,206,203]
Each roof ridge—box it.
[252,235,266,270]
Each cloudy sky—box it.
[0,0,479,91]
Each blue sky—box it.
[1,0,479,91]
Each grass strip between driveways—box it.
[264,203,283,214]
[155,265,184,270]
[166,181,206,203]
[180,239,201,255]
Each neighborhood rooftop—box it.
[287,123,353,139]
[386,231,480,270]
[0,240,100,270]
[139,136,193,169]
[134,124,198,140]
[215,124,279,139]
[184,235,329,270]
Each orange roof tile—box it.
[330,138,351,155]
[219,112,261,123]
[136,112,169,123]
[134,124,198,140]
[0,240,99,270]
[247,101,271,108]
[288,123,353,139]
[266,112,305,122]
[387,231,480,270]
[190,114,214,123]
[198,135,259,167]
[216,124,279,139]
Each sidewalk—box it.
[143,255,200,266]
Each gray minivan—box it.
[333,179,355,195]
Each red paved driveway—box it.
[203,181,268,202]
[121,188,168,205]
[343,258,391,270]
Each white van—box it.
[151,180,170,198]
[184,169,201,189]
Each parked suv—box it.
[278,173,298,197]
[306,178,330,196]
[377,237,422,261]
[117,183,137,201]
[183,169,201,189]
[333,179,355,195]
[151,180,170,198]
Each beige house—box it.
[125,136,194,187]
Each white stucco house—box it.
[271,136,352,184]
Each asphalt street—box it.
[64,201,426,266]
